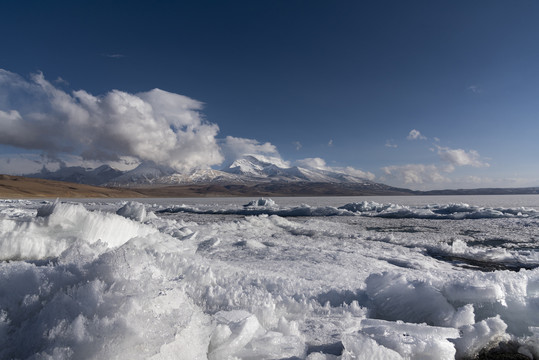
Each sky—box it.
[1,0,538,190]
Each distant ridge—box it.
[2,173,538,199]
[0,175,412,198]
[0,175,144,198]
[417,187,539,195]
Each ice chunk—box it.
[116,201,149,222]
[359,319,459,359]
[444,282,506,305]
[452,316,509,358]
[0,202,156,260]
[243,198,276,208]
[208,310,305,359]
[341,332,404,359]
[365,272,457,327]
[208,310,264,359]
[36,199,59,217]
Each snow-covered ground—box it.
[0,196,538,359]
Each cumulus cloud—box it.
[436,146,489,168]
[0,69,223,172]
[407,129,426,140]
[220,136,282,166]
[381,164,449,185]
[381,144,489,188]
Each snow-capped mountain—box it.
[225,155,291,176]
[27,155,376,187]
[137,169,244,185]
[222,154,372,184]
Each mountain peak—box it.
[225,154,290,176]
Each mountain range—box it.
[22,154,538,196]
[29,154,379,187]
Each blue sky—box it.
[1,0,538,190]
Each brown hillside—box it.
[0,175,146,198]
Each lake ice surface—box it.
[0,195,538,359]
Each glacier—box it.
[0,196,538,359]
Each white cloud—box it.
[328,139,333,147]
[407,129,427,140]
[0,69,223,172]
[293,141,302,150]
[381,164,449,185]
[296,157,328,170]
[385,140,398,148]
[381,145,488,188]
[436,146,489,168]
[220,136,281,166]
[343,166,376,181]
[467,85,482,94]
[296,158,376,180]
[54,77,69,85]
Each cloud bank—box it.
[380,129,491,188]
[382,164,449,185]
[0,69,223,172]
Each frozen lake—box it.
[76,194,539,209]
[0,195,538,359]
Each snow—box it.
[222,154,370,184]
[226,154,291,175]
[0,196,538,359]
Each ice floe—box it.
[0,197,538,359]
